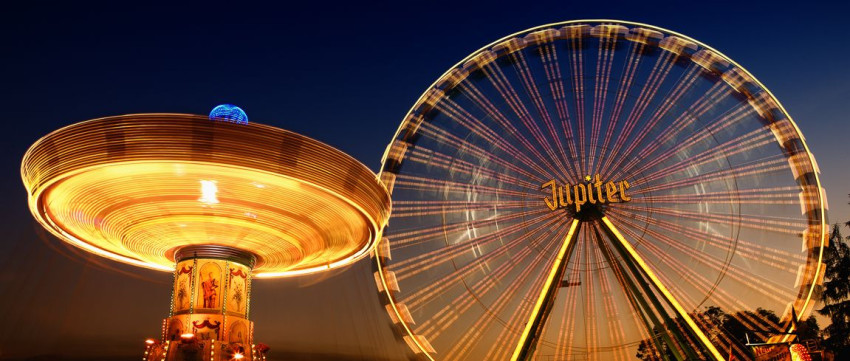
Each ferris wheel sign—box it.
[541,174,632,212]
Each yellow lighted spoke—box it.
[510,218,580,361]
[600,216,723,361]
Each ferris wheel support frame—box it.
[510,216,724,361]
[601,216,724,361]
[510,219,580,361]
[590,224,690,361]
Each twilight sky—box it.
[1,1,848,360]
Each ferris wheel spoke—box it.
[510,218,580,361]
[430,92,568,181]
[595,40,643,175]
[628,155,788,195]
[609,83,732,178]
[392,212,561,280]
[616,104,759,181]
[614,59,702,168]
[615,202,808,236]
[539,43,581,180]
[393,201,535,218]
[509,50,570,166]
[415,122,552,182]
[413,131,545,186]
[388,208,550,250]
[587,29,619,174]
[600,62,703,177]
[607,211,793,327]
[633,186,801,207]
[599,216,725,361]
[415,218,570,345]
[637,128,773,184]
[616,105,757,183]
[404,146,542,188]
[608,208,804,272]
[392,174,537,199]
[474,61,573,182]
[413,122,548,181]
[401,228,562,325]
[439,220,575,359]
[564,35,589,175]
[597,50,676,176]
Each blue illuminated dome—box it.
[209,104,248,124]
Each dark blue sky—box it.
[2,1,848,360]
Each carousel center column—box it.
[157,245,256,361]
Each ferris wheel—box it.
[373,20,827,361]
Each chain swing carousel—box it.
[21,106,391,361]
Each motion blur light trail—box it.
[22,114,390,277]
[374,20,827,361]
[21,112,391,360]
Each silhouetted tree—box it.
[818,222,850,354]
[635,331,675,361]
[635,339,661,361]
[796,315,821,341]
[708,307,782,345]
[635,309,738,361]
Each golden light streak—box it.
[612,82,729,179]
[415,224,563,341]
[554,246,583,359]
[388,208,547,250]
[399,213,562,309]
[609,211,789,333]
[600,216,724,361]
[375,236,436,361]
[536,42,581,181]
[510,218,579,361]
[376,19,828,358]
[430,84,565,181]
[416,119,549,182]
[443,221,571,359]
[22,114,390,277]
[609,214,801,310]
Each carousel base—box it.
[143,337,268,361]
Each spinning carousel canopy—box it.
[22,114,391,278]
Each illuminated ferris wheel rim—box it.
[375,19,827,359]
[21,113,391,278]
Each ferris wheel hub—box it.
[572,202,606,221]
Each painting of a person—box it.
[230,321,247,343]
[201,272,218,308]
